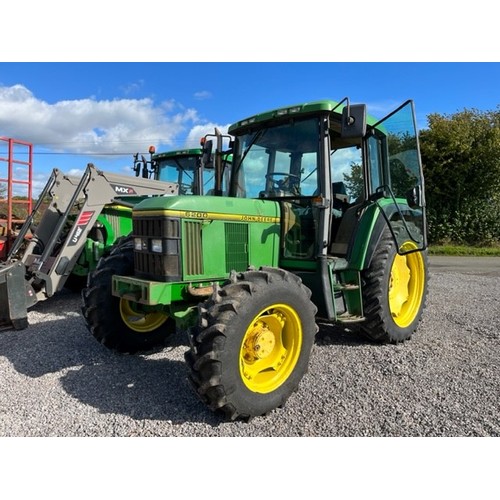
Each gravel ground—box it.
[1,265,499,438]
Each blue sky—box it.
[0,3,497,492]
[2,62,500,197]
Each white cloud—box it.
[29,172,52,198]
[0,84,201,154]
[67,168,86,177]
[120,80,145,95]
[193,90,212,100]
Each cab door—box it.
[367,100,427,252]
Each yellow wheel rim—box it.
[119,299,169,333]
[239,304,302,394]
[389,242,426,328]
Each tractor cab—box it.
[153,148,207,195]
[133,135,232,196]
[228,99,426,265]
[228,99,427,324]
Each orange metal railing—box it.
[0,137,33,256]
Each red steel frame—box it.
[0,137,33,253]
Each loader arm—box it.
[0,163,178,330]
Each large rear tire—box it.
[81,236,175,354]
[185,267,318,421]
[361,224,428,343]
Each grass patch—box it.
[428,245,500,256]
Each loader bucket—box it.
[0,261,32,330]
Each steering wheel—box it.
[265,172,300,190]
[179,182,193,194]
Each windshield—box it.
[157,156,198,194]
[231,118,320,199]
[157,155,222,195]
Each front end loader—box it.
[0,163,177,330]
[1,130,231,331]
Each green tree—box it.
[342,162,363,200]
[419,107,500,245]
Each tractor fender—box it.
[359,202,413,271]
[361,211,389,270]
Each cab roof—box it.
[153,148,203,160]
[228,99,379,135]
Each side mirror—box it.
[141,155,149,178]
[150,159,158,177]
[133,153,140,177]
[341,104,367,138]
[202,139,213,166]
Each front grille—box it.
[133,217,180,239]
[133,216,181,282]
[184,221,203,275]
[225,223,248,272]
[104,211,121,237]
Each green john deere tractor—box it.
[81,98,428,421]
[70,142,231,285]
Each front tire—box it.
[81,236,175,354]
[185,267,318,421]
[361,224,428,343]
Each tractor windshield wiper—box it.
[173,159,194,181]
[234,129,267,174]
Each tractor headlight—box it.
[132,216,181,282]
[134,237,148,251]
[151,238,163,253]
